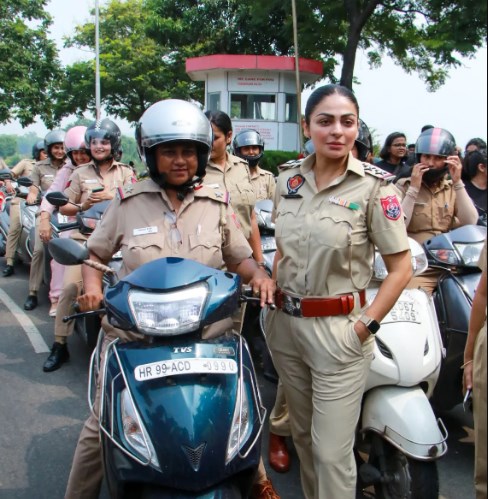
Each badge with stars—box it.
[381,195,402,220]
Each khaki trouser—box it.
[28,216,45,294]
[473,321,487,499]
[54,265,82,344]
[66,315,268,498]
[266,309,373,499]
[269,381,291,437]
[5,201,21,265]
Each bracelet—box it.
[461,359,473,369]
[453,182,465,191]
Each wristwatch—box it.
[358,314,381,335]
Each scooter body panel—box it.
[101,335,261,495]
[362,386,447,460]
[365,288,442,394]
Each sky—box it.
[0,0,486,150]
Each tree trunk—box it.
[340,20,362,90]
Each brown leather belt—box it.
[275,288,366,318]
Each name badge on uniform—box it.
[43,174,54,178]
[84,179,99,184]
[206,183,221,189]
[133,226,158,236]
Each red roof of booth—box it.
[186,55,323,82]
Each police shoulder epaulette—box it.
[278,159,303,171]
[362,163,395,182]
[194,185,230,205]
[116,181,145,201]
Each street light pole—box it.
[291,0,303,153]
[95,0,101,121]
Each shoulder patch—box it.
[363,162,395,182]
[116,180,148,201]
[278,159,303,172]
[195,185,230,204]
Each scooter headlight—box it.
[453,242,484,267]
[226,381,252,464]
[121,388,160,469]
[374,238,427,280]
[128,284,208,336]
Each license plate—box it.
[384,301,420,323]
[134,357,238,382]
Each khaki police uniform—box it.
[4,159,35,266]
[396,177,458,294]
[28,159,63,295]
[251,166,276,202]
[204,153,256,239]
[65,179,253,498]
[54,160,135,344]
[473,240,487,499]
[265,154,409,499]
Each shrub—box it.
[260,150,300,176]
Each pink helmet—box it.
[64,126,88,162]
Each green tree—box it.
[53,0,199,124]
[0,0,62,127]
[146,0,486,91]
[0,135,18,158]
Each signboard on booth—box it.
[228,73,279,93]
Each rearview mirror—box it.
[48,238,89,265]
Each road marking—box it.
[0,289,50,353]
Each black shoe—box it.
[2,265,14,277]
[24,295,38,310]
[43,342,70,372]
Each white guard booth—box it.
[186,55,323,152]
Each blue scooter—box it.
[48,238,266,498]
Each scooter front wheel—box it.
[371,442,439,499]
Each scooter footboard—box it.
[361,386,448,460]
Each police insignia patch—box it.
[287,174,305,195]
[381,195,401,220]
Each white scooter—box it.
[356,238,448,498]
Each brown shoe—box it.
[268,433,290,473]
[251,478,280,499]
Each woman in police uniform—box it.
[64,100,276,499]
[266,84,413,499]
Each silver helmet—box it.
[136,99,213,184]
[232,129,264,167]
[44,129,66,159]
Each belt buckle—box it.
[282,293,303,318]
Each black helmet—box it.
[32,140,45,161]
[355,119,373,162]
[85,118,122,159]
[136,99,213,188]
[44,129,66,159]
[415,127,456,163]
[232,129,264,167]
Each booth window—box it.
[230,93,276,120]
[208,93,221,112]
[285,94,298,123]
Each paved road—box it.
[0,258,476,498]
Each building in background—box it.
[186,55,323,151]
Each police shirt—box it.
[273,153,410,297]
[87,179,252,279]
[396,177,457,244]
[64,160,135,206]
[251,166,276,201]
[30,158,63,194]
[204,153,256,239]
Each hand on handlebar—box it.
[39,218,52,243]
[77,291,104,312]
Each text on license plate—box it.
[134,357,238,382]
[384,301,419,323]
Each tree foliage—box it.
[0,0,62,127]
[146,0,487,90]
[53,0,200,124]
